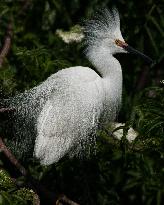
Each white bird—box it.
[3,8,153,165]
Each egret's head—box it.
[84,8,153,64]
[84,8,126,55]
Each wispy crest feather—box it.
[83,7,120,51]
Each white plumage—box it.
[5,8,152,165]
[34,8,124,165]
[34,67,103,164]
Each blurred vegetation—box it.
[0,0,164,204]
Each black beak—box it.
[115,39,154,65]
[124,45,154,64]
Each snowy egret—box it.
[4,8,153,165]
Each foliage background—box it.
[0,0,164,204]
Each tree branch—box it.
[0,0,31,68]
[0,22,13,68]
[0,108,15,113]
[0,137,80,205]
[0,137,27,176]
[33,192,41,205]
[56,194,80,205]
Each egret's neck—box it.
[87,48,123,118]
[87,48,122,81]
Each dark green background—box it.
[0,0,164,204]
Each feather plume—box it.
[83,7,124,55]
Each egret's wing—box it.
[34,99,66,164]
[34,68,103,165]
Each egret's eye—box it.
[115,39,128,48]
[115,39,120,46]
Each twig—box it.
[0,137,80,205]
[0,142,43,203]
[0,0,31,68]
[0,137,27,176]
[0,22,13,68]
[33,192,40,205]
[56,194,80,205]
[0,2,79,203]
[0,107,15,113]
